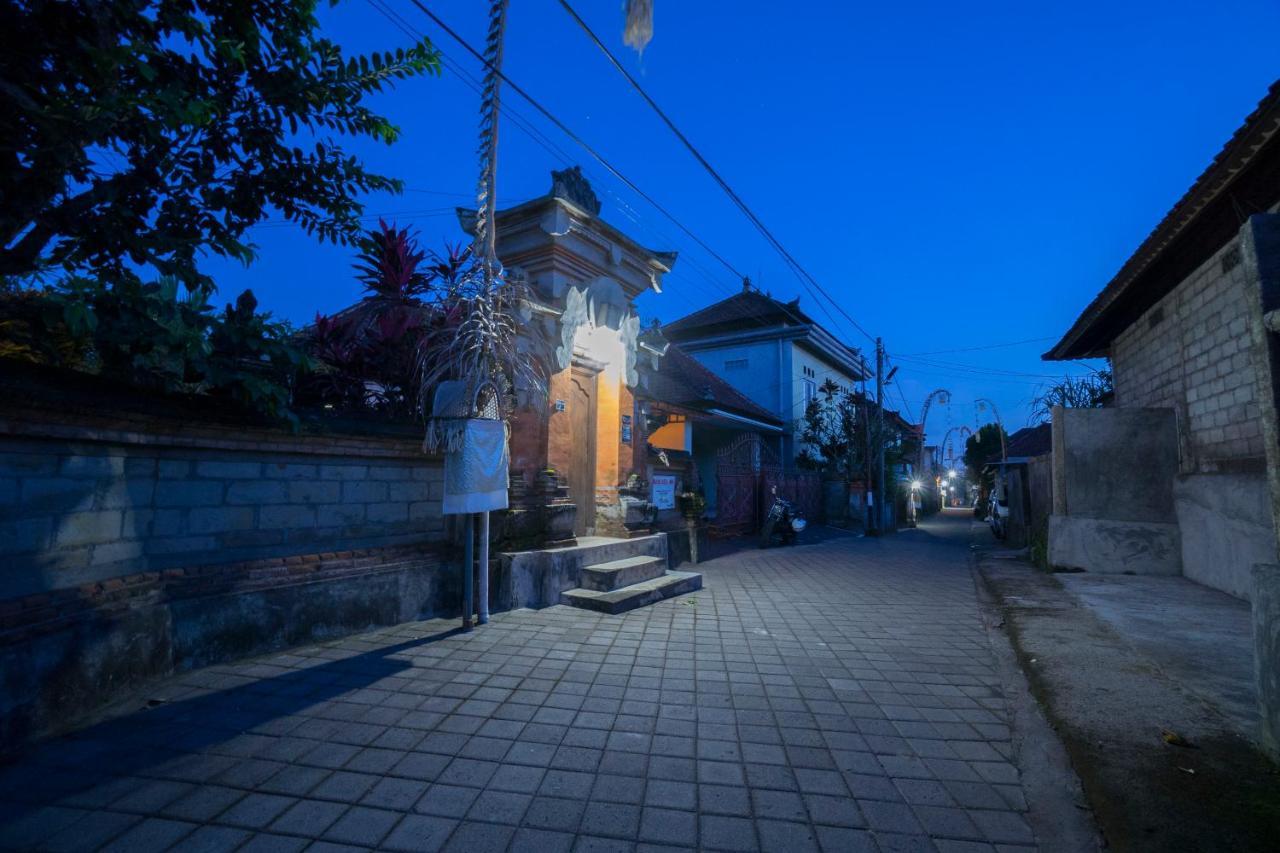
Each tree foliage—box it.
[299,222,479,419]
[0,0,440,290]
[0,278,311,420]
[795,380,918,485]
[1030,369,1113,423]
[796,379,862,477]
[962,423,1008,483]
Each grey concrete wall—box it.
[1049,407,1182,574]
[1254,563,1280,760]
[1052,406,1179,522]
[0,548,454,752]
[1175,473,1275,601]
[1048,515,1182,575]
[0,387,455,754]
[0,435,444,600]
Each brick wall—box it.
[1111,238,1265,472]
[1,409,445,600]
[0,367,456,752]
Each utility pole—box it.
[875,337,886,534]
[860,370,873,532]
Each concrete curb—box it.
[967,528,1102,853]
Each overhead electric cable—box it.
[901,336,1059,357]
[401,0,745,283]
[555,0,876,347]
[389,1,842,339]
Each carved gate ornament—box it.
[714,434,822,535]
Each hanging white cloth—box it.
[442,418,510,515]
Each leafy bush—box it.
[296,219,481,417]
[0,277,311,422]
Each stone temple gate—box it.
[462,168,677,543]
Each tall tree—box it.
[796,379,862,477]
[0,0,438,291]
[962,423,1008,483]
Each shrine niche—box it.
[459,169,676,544]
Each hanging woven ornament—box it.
[623,0,653,55]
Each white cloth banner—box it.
[442,419,510,515]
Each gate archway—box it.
[714,434,821,535]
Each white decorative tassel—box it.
[623,0,653,55]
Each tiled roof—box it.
[662,290,814,338]
[1004,423,1052,459]
[985,423,1051,465]
[638,344,782,426]
[1047,79,1280,359]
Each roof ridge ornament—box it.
[550,165,601,216]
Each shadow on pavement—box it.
[0,625,467,827]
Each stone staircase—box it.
[564,551,702,615]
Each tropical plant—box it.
[962,423,1008,483]
[1,0,439,291]
[1030,369,1114,423]
[206,290,313,420]
[299,222,532,421]
[796,379,862,478]
[0,287,88,366]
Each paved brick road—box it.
[0,511,1036,852]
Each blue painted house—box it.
[662,280,870,465]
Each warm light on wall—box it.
[575,322,626,379]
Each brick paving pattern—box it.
[0,513,1036,851]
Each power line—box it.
[893,381,917,425]
[556,0,876,348]
[895,354,1089,380]
[900,335,1060,357]
[401,0,746,283]
[386,1,844,351]
[364,0,734,327]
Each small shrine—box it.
[461,168,677,544]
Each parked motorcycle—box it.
[988,484,1009,540]
[760,486,807,548]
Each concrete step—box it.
[563,571,702,615]
[580,555,667,592]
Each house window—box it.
[724,358,748,370]
[803,366,815,378]
[803,378,816,405]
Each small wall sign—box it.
[553,399,566,412]
[620,414,632,443]
[651,474,677,510]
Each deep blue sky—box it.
[205,0,1280,452]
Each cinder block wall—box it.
[1111,238,1265,472]
[0,369,454,753]
[1107,222,1277,599]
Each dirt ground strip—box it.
[976,550,1280,853]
